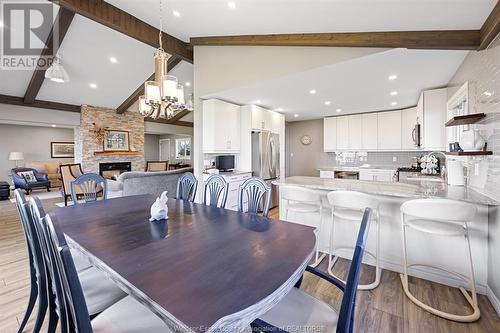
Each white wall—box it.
[144,134,160,161]
[0,103,80,127]
[0,124,75,179]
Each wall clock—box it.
[300,135,312,145]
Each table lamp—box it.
[9,152,24,167]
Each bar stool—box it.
[327,190,381,290]
[400,199,480,322]
[281,185,325,267]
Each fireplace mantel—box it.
[94,151,142,156]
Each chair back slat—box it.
[203,174,229,208]
[238,177,271,217]
[71,173,107,205]
[336,208,372,333]
[176,172,198,202]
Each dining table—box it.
[51,194,316,333]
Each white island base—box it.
[276,177,493,294]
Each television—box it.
[216,155,235,172]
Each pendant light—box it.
[45,54,69,83]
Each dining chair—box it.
[400,199,479,322]
[41,211,177,333]
[203,174,229,208]
[176,172,198,202]
[13,190,51,333]
[30,197,126,319]
[238,177,271,217]
[60,163,84,206]
[327,190,381,290]
[71,173,107,205]
[146,160,169,172]
[252,208,372,333]
[280,185,325,267]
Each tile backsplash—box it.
[322,151,432,168]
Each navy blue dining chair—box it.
[251,208,373,333]
[40,211,177,332]
[203,174,229,208]
[176,172,198,202]
[238,177,271,217]
[13,189,54,333]
[71,173,108,205]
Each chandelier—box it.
[139,0,185,119]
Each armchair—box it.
[11,167,51,194]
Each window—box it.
[175,138,191,159]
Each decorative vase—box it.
[473,129,485,150]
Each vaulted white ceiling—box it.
[204,48,469,121]
[106,0,496,42]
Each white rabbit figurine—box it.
[149,191,169,221]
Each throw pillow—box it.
[19,171,37,183]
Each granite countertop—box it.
[273,176,499,206]
[203,170,252,176]
[318,165,399,172]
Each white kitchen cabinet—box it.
[223,172,252,211]
[378,111,402,150]
[359,169,396,182]
[203,99,241,153]
[361,113,378,150]
[250,105,272,131]
[319,170,335,179]
[401,107,418,150]
[336,116,349,150]
[420,88,447,150]
[323,117,337,152]
[348,114,363,150]
[270,111,283,134]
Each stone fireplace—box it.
[74,105,145,173]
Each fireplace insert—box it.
[99,162,131,180]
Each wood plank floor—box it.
[0,197,499,333]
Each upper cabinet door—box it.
[348,114,363,150]
[323,117,337,152]
[251,105,271,131]
[336,116,349,150]
[401,107,418,150]
[378,110,402,150]
[361,113,378,150]
[203,99,241,153]
[270,111,283,134]
[422,88,447,151]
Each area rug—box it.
[9,189,62,203]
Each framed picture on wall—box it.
[104,130,130,151]
[51,142,75,158]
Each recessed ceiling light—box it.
[227,1,236,9]
[185,82,191,87]
[51,124,57,128]
[109,57,118,63]
[309,89,317,95]
[336,108,342,113]
[89,83,97,89]
[483,91,493,97]
[254,99,261,104]
[390,91,398,96]
[276,108,284,112]
[294,114,299,118]
[388,74,398,80]
[324,101,331,105]
[172,10,181,17]
[391,102,398,106]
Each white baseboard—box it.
[487,286,500,317]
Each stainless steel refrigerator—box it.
[252,131,280,209]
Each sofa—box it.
[25,161,62,188]
[11,167,51,194]
[107,167,194,199]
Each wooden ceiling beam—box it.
[0,94,80,112]
[146,117,193,127]
[190,30,481,50]
[24,8,75,104]
[49,0,193,62]
[479,1,500,50]
[164,109,191,124]
[116,56,183,114]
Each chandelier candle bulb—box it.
[145,81,162,105]
[163,75,179,101]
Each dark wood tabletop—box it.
[51,194,315,332]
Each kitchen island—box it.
[273,176,498,294]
